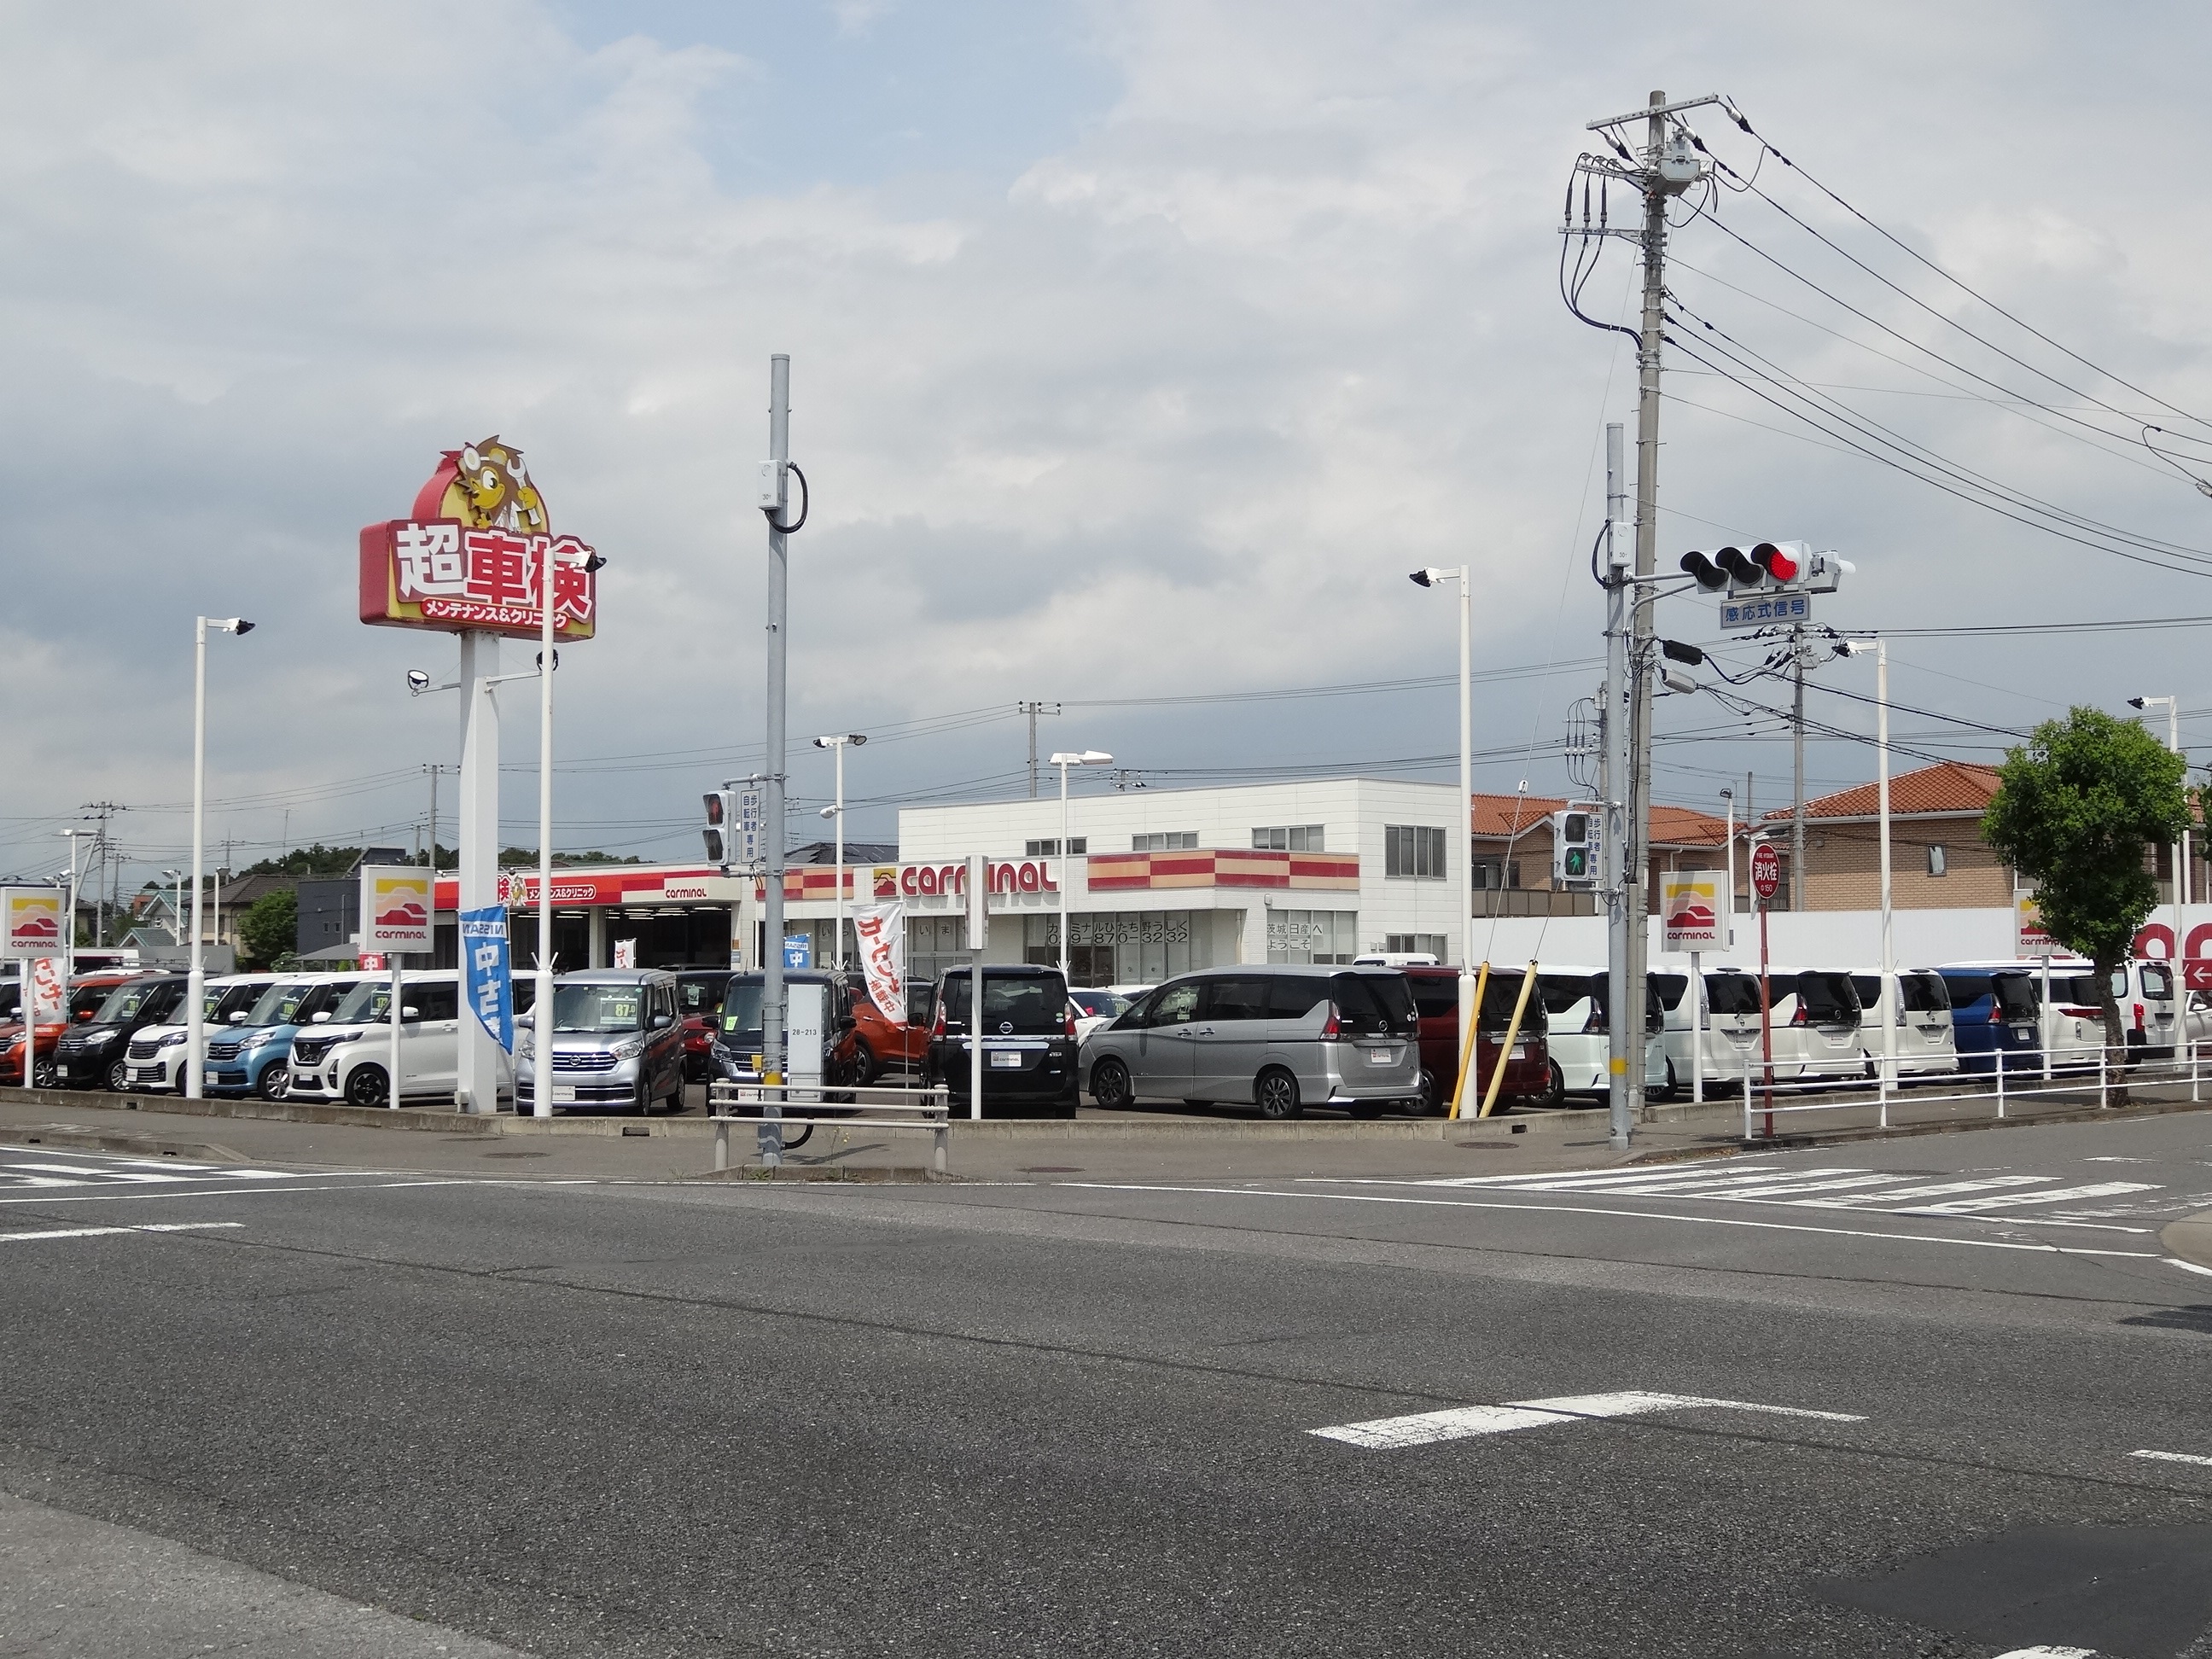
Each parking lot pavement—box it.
[9,1119,2212,1656]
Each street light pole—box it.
[2130,696,2186,960]
[1051,751,1114,983]
[812,734,867,969]
[1410,566,1474,1088]
[1842,639,1894,1089]
[189,617,254,1100]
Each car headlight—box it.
[515,1033,533,1060]
[157,1031,189,1048]
[611,1037,646,1062]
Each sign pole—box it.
[1750,839,1780,1138]
[968,853,986,1122]
[389,958,403,1109]
[457,633,502,1114]
[1690,947,1703,1104]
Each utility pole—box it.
[82,802,125,948]
[423,764,447,870]
[761,354,793,1099]
[1021,702,1061,799]
[1790,626,1807,911]
[1602,424,1632,1149]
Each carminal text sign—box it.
[1662,876,1721,951]
[1,889,65,958]
[361,867,434,954]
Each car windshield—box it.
[1795,972,1860,1023]
[244,980,316,1027]
[721,984,765,1036]
[329,981,394,1024]
[1650,974,1688,1012]
[1328,973,1418,1037]
[1477,974,1546,1034]
[70,982,119,1020]
[2139,963,2174,999]
[1993,975,2040,1021]
[1070,990,1131,1019]
[206,982,263,1022]
[1901,972,1949,1013]
[2046,973,2104,1006]
[1705,975,1765,1016]
[1537,975,1593,1016]
[940,972,1068,1033]
[553,984,647,1033]
[93,982,163,1023]
[678,978,726,1015]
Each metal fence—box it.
[705,1080,952,1175]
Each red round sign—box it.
[1750,843,1781,900]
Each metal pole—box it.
[1690,947,1703,1104]
[457,633,502,1115]
[1877,640,1895,1097]
[1604,422,1632,1150]
[1028,702,1038,800]
[533,520,556,1120]
[763,355,791,1096]
[2170,700,2186,960]
[187,620,207,1100]
[1723,790,1735,952]
[1057,760,1071,984]
[967,853,985,1122]
[833,739,846,969]
[1626,91,1668,1135]
[389,958,403,1109]
[1791,626,1807,913]
[1456,563,1474,1097]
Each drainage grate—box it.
[620,1125,649,1137]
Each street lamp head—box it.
[848,733,866,747]
[818,806,838,820]
[1408,569,1434,588]
[208,617,253,635]
[406,670,432,695]
[2128,696,2150,710]
[1051,750,1114,767]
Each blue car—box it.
[1935,964,2041,1076]
[205,975,368,1099]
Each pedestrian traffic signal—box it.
[702,790,737,867]
[1552,808,1599,890]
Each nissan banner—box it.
[460,905,514,1052]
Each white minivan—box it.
[1534,965,1668,1099]
[1848,969,1959,1080]
[1760,967,1867,1083]
[285,972,465,1109]
[1649,966,1767,1090]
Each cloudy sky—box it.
[7,0,2212,894]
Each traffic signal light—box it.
[1552,808,1599,890]
[1679,541,1851,596]
[702,790,737,867]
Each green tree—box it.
[236,889,299,969]
[1982,707,2190,1096]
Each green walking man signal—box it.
[1552,806,1600,890]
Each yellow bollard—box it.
[1447,963,1490,1121]
[1478,961,1540,1119]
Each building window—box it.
[1471,857,1519,890]
[1132,832,1197,852]
[1926,844,1947,877]
[1023,838,1086,856]
[1384,934,1448,958]
[1266,908,1358,964]
[1251,824,1325,851]
[1384,824,1448,879]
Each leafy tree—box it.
[498,847,644,867]
[236,889,299,969]
[1982,707,2189,1096]
[241,844,364,878]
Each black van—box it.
[927,963,1079,1118]
[54,974,189,1092]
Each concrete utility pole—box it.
[1021,702,1061,799]
[1603,423,1632,1149]
[1791,626,1807,912]
[761,355,792,1096]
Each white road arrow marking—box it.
[1,1221,243,1243]
[2131,1448,2212,1467]
[1311,1389,1866,1449]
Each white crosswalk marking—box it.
[0,1146,344,1195]
[1375,1161,2178,1224]
[6,1163,198,1184]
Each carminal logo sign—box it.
[0,889,64,958]
[361,867,434,953]
[1662,876,1722,952]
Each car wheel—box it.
[1090,1057,1132,1109]
[1254,1066,1301,1121]
[1653,1058,1679,1103]
[257,1063,290,1102]
[1347,1099,1385,1121]
[106,1058,130,1094]
[848,1039,877,1088]
[632,1078,651,1115]
[31,1057,56,1089]
[1540,1060,1567,1109]
[1415,1068,1442,1116]
[345,1065,390,1109]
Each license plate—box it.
[1367,1047,1398,1064]
[750,1054,764,1072]
[553,1085,578,1103]
[1511,1045,1528,1059]
[990,1051,1022,1068]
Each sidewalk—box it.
[3,1074,2205,1185]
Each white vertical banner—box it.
[28,955,64,1023]
[853,902,906,1023]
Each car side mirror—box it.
[311,1010,332,1023]
[516,1011,534,1028]
[836,1015,858,1031]
[400,1005,422,1022]
[229,1010,247,1023]
[650,1012,672,1029]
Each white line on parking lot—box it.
[2131,1449,2212,1467]
[1,1221,243,1243]
[1311,1389,1866,1450]
[1055,1182,2166,1258]
[2168,1259,2212,1279]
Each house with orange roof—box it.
[1760,760,2013,911]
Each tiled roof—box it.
[1470,794,1729,848]
[1763,760,2001,822]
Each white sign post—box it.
[361,867,433,1109]
[1662,876,1721,1106]
[967,853,987,1122]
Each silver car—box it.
[1083,965,1422,1121]
[515,969,687,1115]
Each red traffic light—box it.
[702,792,725,827]
[1752,541,1800,583]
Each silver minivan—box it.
[1084,965,1421,1121]
[515,969,688,1114]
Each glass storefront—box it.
[1265,908,1357,965]
[1022,911,1219,987]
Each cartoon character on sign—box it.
[453,437,550,534]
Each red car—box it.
[0,970,146,1088]
[673,970,734,1082]
[1401,965,1560,1114]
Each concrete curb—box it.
[2161,1211,2212,1272]
[4,1121,248,1162]
[0,1086,499,1135]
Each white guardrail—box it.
[706,1080,952,1175]
[1723,1039,2209,1140]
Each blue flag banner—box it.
[461,905,514,1052]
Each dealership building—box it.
[424,779,1491,986]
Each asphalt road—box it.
[8,1116,2212,1657]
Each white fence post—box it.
[1996,1052,2006,1121]
[2098,1045,2109,1110]
[2192,1039,2201,1105]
